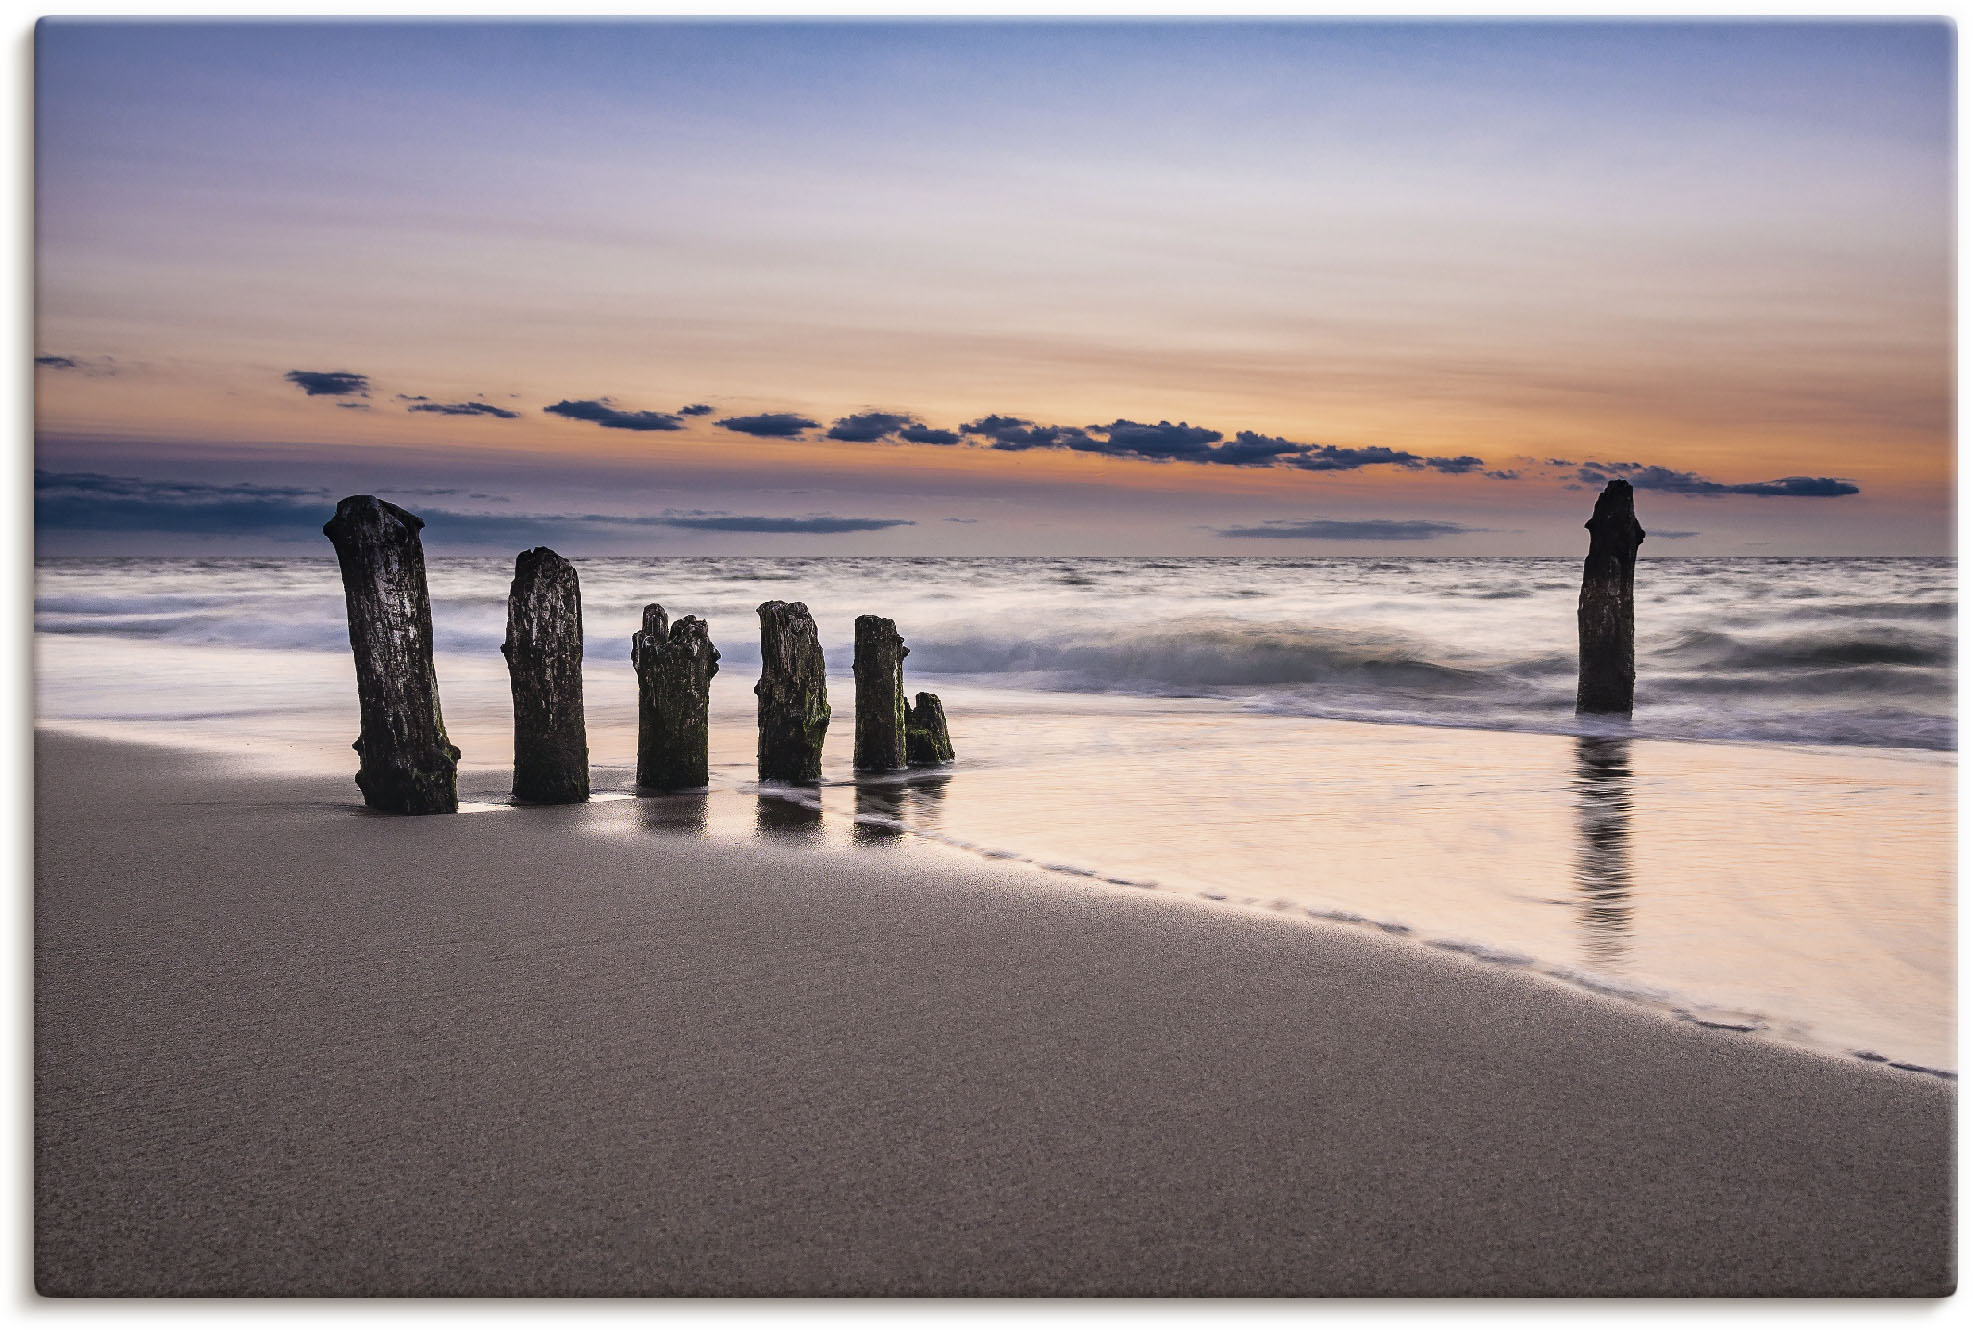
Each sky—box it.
[32,18,1955,556]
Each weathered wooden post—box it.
[905,692,955,766]
[630,602,720,791]
[321,495,460,814]
[755,600,830,784]
[1576,479,1647,715]
[853,614,908,772]
[502,547,588,804]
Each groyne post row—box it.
[1576,479,1647,716]
[328,484,1635,815]
[324,497,956,811]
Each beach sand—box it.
[34,731,1953,1296]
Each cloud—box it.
[34,469,334,539]
[336,402,370,411]
[1577,461,1860,497]
[1215,518,1486,541]
[826,411,917,443]
[285,370,370,398]
[943,516,979,524]
[1091,418,1223,460]
[1652,530,1703,539]
[716,412,819,438]
[408,400,521,419]
[544,398,685,431]
[959,415,1095,450]
[898,423,961,445]
[33,470,910,545]
[1424,455,1486,474]
[677,403,714,416]
[36,354,118,376]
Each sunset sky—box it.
[33,18,1954,555]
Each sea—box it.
[34,554,1957,1073]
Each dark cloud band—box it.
[1578,461,1859,497]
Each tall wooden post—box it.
[755,600,830,784]
[1576,479,1647,715]
[503,547,589,804]
[853,614,908,772]
[321,495,460,814]
[631,602,720,791]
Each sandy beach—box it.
[32,730,1952,1297]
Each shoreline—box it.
[34,731,1954,1295]
[34,717,1959,1078]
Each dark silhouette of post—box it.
[905,692,955,766]
[853,614,908,772]
[321,495,460,814]
[1576,479,1646,715]
[755,600,830,784]
[631,602,720,791]
[503,547,589,804]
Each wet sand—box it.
[34,731,1953,1296]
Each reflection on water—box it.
[755,791,824,838]
[852,774,953,844]
[853,785,908,842]
[1572,736,1635,968]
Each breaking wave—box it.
[34,554,1955,752]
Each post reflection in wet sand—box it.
[853,784,908,843]
[755,790,824,838]
[1572,736,1636,968]
[633,789,710,836]
[851,773,954,844]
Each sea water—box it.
[34,555,1956,1071]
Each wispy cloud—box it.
[408,400,521,419]
[543,398,685,431]
[284,369,370,398]
[1215,517,1487,541]
[1577,460,1860,497]
[678,403,715,416]
[36,354,117,376]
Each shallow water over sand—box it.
[34,555,1957,1072]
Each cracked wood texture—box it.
[755,600,830,784]
[1576,480,1647,716]
[321,495,460,814]
[852,614,909,773]
[503,547,589,804]
[631,603,721,791]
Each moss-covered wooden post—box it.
[853,614,908,772]
[755,600,830,784]
[905,692,955,766]
[1576,479,1647,715]
[321,495,460,814]
[503,547,589,804]
[631,602,720,791]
